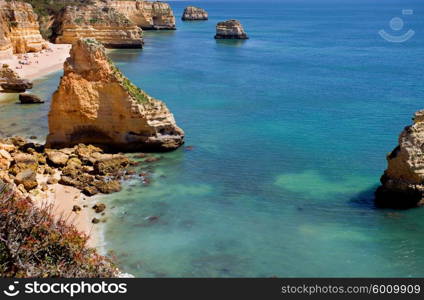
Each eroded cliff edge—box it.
[109,0,176,30]
[53,3,143,48]
[46,38,184,152]
[376,110,424,208]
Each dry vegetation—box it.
[0,180,117,278]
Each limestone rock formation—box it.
[46,38,184,152]
[109,0,176,30]
[53,4,143,48]
[215,19,248,40]
[0,0,46,57]
[376,110,424,208]
[182,6,208,21]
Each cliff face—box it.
[46,38,184,152]
[376,110,424,208]
[109,0,176,30]
[53,5,143,48]
[0,1,46,57]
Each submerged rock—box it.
[46,38,184,152]
[19,93,44,104]
[215,19,248,40]
[376,110,424,208]
[182,6,208,21]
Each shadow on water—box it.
[215,39,247,47]
[348,184,380,210]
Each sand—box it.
[1,43,71,80]
[33,173,101,248]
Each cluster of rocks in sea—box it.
[375,110,424,209]
[180,6,248,40]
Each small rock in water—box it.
[92,203,106,213]
[92,218,100,224]
[72,205,82,213]
[29,136,37,140]
[19,93,44,104]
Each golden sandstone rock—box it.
[46,38,184,152]
[109,0,176,30]
[376,110,424,208]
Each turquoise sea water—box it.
[1,0,424,277]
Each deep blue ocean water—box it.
[1,0,424,277]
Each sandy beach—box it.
[1,43,71,80]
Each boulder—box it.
[93,179,121,194]
[45,149,69,166]
[15,169,37,191]
[1,79,33,93]
[19,93,44,104]
[92,203,106,213]
[93,155,130,175]
[182,6,208,21]
[215,19,249,40]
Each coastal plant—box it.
[107,57,150,104]
[0,180,117,278]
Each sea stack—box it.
[182,6,208,21]
[46,38,184,152]
[215,19,248,39]
[375,110,424,208]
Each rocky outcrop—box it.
[46,38,184,152]
[0,136,140,197]
[0,64,33,93]
[109,0,176,30]
[215,19,248,40]
[0,1,46,55]
[53,4,143,48]
[0,64,19,82]
[376,110,424,208]
[1,79,33,93]
[182,6,208,21]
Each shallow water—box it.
[1,0,424,277]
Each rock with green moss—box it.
[47,38,184,152]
